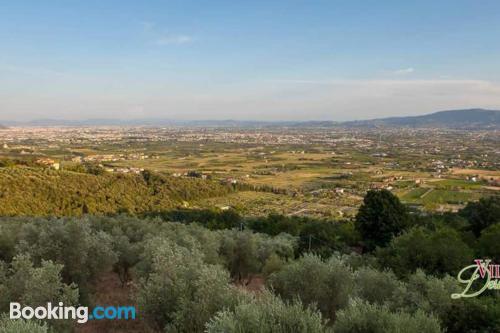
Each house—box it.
[36,158,60,170]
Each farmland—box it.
[0,126,498,217]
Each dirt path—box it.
[420,188,434,199]
[74,273,157,333]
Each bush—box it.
[206,291,331,333]
[15,218,117,302]
[333,300,442,333]
[0,315,48,333]
[136,238,241,332]
[262,254,285,277]
[0,255,78,312]
[0,255,78,332]
[268,254,354,320]
[478,223,500,261]
[460,196,500,237]
[377,226,473,277]
[354,267,406,307]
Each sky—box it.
[1,0,500,121]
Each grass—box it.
[421,189,475,205]
[400,188,430,202]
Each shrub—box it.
[333,300,442,333]
[268,254,354,320]
[136,239,241,332]
[377,226,473,277]
[478,223,500,261]
[15,218,117,302]
[460,196,500,237]
[0,315,48,333]
[206,291,331,333]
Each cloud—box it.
[155,34,193,45]
[392,67,415,75]
[140,21,155,32]
[139,21,193,46]
[2,76,500,121]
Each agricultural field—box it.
[0,126,498,217]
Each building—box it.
[36,158,60,170]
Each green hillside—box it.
[0,167,233,216]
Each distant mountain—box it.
[342,109,500,129]
[0,124,7,129]
[1,108,498,129]
[1,118,336,128]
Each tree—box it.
[377,226,473,277]
[478,223,500,261]
[268,254,355,320]
[219,230,261,283]
[355,189,409,251]
[333,300,442,333]
[15,218,117,303]
[354,267,406,307]
[206,291,331,333]
[136,238,241,332]
[0,255,78,332]
[460,196,500,237]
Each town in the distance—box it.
[0,108,498,218]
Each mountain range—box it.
[1,108,499,129]
[342,109,500,129]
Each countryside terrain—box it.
[0,110,499,332]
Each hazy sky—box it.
[1,0,500,121]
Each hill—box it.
[0,167,234,216]
[342,109,500,129]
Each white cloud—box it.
[139,21,193,46]
[140,21,155,32]
[392,67,415,75]
[2,76,500,121]
[155,34,193,45]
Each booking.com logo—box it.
[10,302,136,324]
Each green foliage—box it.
[206,291,331,333]
[0,255,78,332]
[377,226,473,277]
[248,214,359,255]
[0,255,78,312]
[217,230,296,282]
[478,223,500,261]
[403,270,500,333]
[268,254,355,320]
[0,315,48,333]
[0,167,233,216]
[218,230,265,282]
[150,208,243,230]
[460,196,500,237]
[262,253,285,277]
[353,267,406,307]
[136,238,241,332]
[333,300,442,333]
[13,217,117,302]
[355,189,409,251]
[0,198,497,333]
[248,213,305,236]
